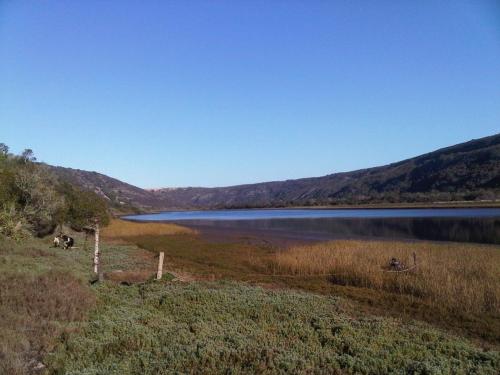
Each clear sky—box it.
[1,1,499,188]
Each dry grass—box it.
[270,240,500,314]
[101,219,194,239]
[0,270,95,375]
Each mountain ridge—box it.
[48,133,500,211]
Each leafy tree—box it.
[15,165,64,235]
[58,182,110,231]
[0,143,8,157]
[21,148,36,163]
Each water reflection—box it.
[177,217,500,244]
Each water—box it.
[124,208,500,244]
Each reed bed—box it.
[102,219,194,239]
[270,240,500,314]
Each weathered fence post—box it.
[157,252,164,280]
[93,218,100,277]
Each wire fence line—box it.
[239,264,419,279]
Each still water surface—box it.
[124,208,500,244]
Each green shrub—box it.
[0,144,110,239]
[0,204,31,241]
[57,182,110,231]
[49,282,500,374]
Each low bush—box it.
[49,282,500,374]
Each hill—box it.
[48,166,165,212]
[50,133,500,210]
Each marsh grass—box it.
[101,219,194,240]
[270,240,500,314]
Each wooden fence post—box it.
[157,252,164,280]
[94,219,100,276]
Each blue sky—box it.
[1,1,499,188]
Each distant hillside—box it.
[48,166,164,212]
[51,133,500,210]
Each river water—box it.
[124,208,500,244]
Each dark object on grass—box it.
[389,257,404,271]
[53,233,74,249]
[386,253,419,272]
[61,235,74,249]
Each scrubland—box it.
[0,237,95,374]
[1,219,500,374]
[52,281,499,375]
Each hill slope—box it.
[50,133,500,210]
[48,166,164,211]
[151,133,500,208]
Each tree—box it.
[0,143,9,156]
[21,148,36,163]
[14,164,63,236]
[59,183,110,231]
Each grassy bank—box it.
[102,218,194,240]
[2,220,500,373]
[127,226,500,344]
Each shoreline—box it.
[122,200,500,216]
[119,218,500,247]
[119,207,500,246]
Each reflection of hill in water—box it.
[187,218,500,244]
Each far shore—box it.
[119,200,500,216]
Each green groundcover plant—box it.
[49,281,499,375]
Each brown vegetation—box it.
[269,240,500,315]
[0,270,94,375]
[130,233,271,280]
[101,218,194,240]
